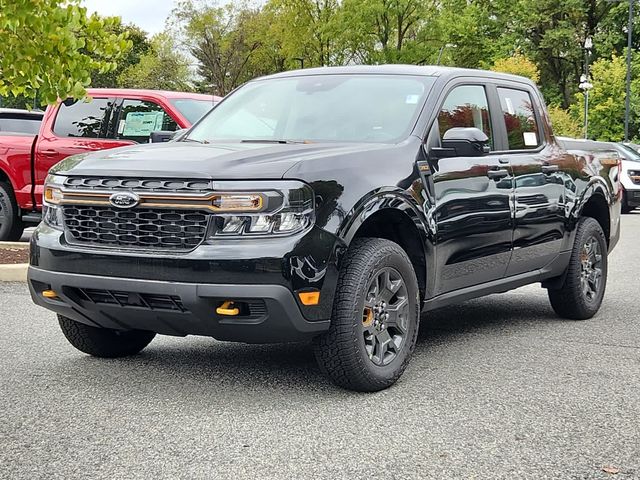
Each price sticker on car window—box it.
[523,132,538,146]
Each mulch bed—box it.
[0,247,29,265]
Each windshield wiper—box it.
[240,139,310,144]
[181,137,209,144]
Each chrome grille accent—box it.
[62,206,209,250]
[64,176,214,193]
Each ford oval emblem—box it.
[109,192,140,209]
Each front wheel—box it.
[314,238,420,392]
[58,315,156,358]
[547,217,608,320]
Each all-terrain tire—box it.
[0,181,25,241]
[314,238,420,392]
[58,315,156,358]
[547,217,608,320]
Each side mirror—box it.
[430,127,490,159]
[149,130,177,143]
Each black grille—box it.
[70,288,187,312]
[63,206,209,250]
[64,177,214,193]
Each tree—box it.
[570,53,640,141]
[340,0,438,64]
[118,33,193,91]
[491,52,541,83]
[91,23,152,88]
[171,1,269,95]
[547,105,582,138]
[267,0,345,67]
[0,0,131,105]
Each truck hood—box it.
[54,141,391,179]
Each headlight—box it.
[210,183,314,237]
[42,175,66,230]
[628,170,640,184]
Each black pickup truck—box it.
[29,66,621,391]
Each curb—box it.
[0,263,28,282]
[0,241,29,249]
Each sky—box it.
[82,0,177,36]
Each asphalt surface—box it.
[2,215,639,480]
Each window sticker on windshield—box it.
[406,94,420,104]
[117,120,125,134]
[523,132,538,146]
[122,111,165,137]
[505,97,515,115]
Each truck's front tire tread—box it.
[314,238,420,392]
[58,315,156,358]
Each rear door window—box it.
[53,98,113,138]
[114,99,178,143]
[438,85,493,149]
[497,88,541,150]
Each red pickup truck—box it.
[0,89,219,240]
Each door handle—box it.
[40,149,58,156]
[487,168,509,180]
[541,164,559,174]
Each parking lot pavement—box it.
[1,215,639,480]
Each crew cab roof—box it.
[85,88,221,102]
[260,64,537,87]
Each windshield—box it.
[186,74,435,144]
[170,99,217,125]
[618,144,640,163]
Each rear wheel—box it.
[0,181,25,241]
[547,217,608,320]
[58,315,156,358]
[314,238,420,392]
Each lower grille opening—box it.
[68,287,188,313]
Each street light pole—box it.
[582,37,594,140]
[624,0,634,142]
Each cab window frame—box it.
[110,98,180,143]
[424,79,503,156]
[489,82,548,155]
[52,96,115,139]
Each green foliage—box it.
[491,52,541,83]
[118,33,193,91]
[170,1,271,95]
[570,53,640,142]
[547,105,582,138]
[0,0,131,105]
[91,22,152,88]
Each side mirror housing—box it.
[430,127,490,159]
[149,130,177,143]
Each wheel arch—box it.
[577,183,612,246]
[339,191,431,300]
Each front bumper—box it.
[626,189,640,207]
[28,267,330,343]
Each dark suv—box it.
[29,66,621,391]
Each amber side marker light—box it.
[298,291,320,306]
[42,290,59,299]
[216,301,240,316]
